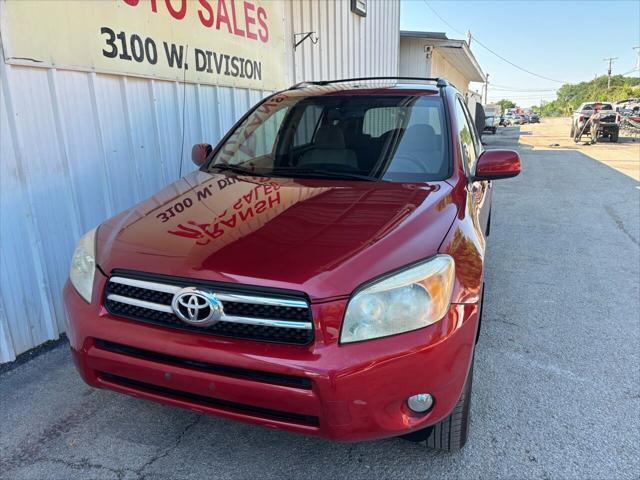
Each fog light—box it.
[407,393,434,413]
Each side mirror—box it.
[192,143,213,166]
[473,149,521,181]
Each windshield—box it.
[207,94,449,182]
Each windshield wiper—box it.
[210,163,259,176]
[271,168,379,182]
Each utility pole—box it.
[467,30,472,48]
[484,73,489,104]
[634,46,640,73]
[603,57,618,89]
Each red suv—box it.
[64,77,520,451]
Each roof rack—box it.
[290,76,450,90]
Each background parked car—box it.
[510,115,523,125]
[529,112,540,123]
[484,115,500,134]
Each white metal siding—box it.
[430,50,470,95]
[399,37,430,77]
[0,1,400,362]
[286,0,400,82]
[0,60,270,363]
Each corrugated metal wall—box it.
[0,59,270,363]
[399,37,430,78]
[286,0,400,83]
[0,0,400,362]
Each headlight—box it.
[341,255,455,343]
[69,228,97,303]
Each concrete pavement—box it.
[1,122,638,479]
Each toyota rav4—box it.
[64,77,520,451]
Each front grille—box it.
[95,339,312,389]
[104,271,314,345]
[107,282,310,322]
[99,372,320,426]
[108,282,173,304]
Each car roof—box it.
[285,80,444,97]
[579,101,613,108]
[287,84,442,97]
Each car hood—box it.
[98,171,458,300]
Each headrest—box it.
[314,125,346,149]
[401,124,437,151]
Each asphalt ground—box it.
[1,121,639,479]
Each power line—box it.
[421,0,466,36]
[489,82,557,90]
[422,0,570,84]
[491,95,555,101]
[490,86,557,92]
[490,95,557,99]
[470,35,569,83]
[490,83,556,90]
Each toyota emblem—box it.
[171,287,224,327]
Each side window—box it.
[462,100,482,158]
[454,98,478,174]
[293,105,323,146]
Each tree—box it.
[540,75,640,117]
[497,99,516,111]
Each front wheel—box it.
[610,131,619,143]
[401,361,474,451]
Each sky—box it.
[400,0,640,107]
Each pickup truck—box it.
[571,102,619,142]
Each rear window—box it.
[209,94,450,182]
[583,103,613,111]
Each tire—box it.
[492,128,497,134]
[401,360,474,451]
[485,209,491,237]
[476,283,485,344]
[573,128,581,143]
[427,362,473,451]
[610,131,619,143]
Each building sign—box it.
[0,0,286,90]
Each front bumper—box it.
[64,273,478,442]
